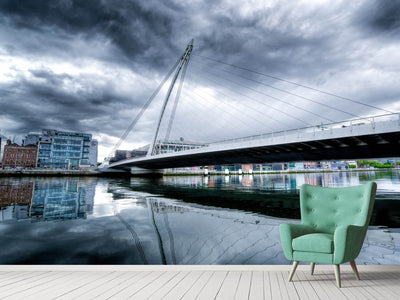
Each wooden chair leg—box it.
[310,262,315,275]
[288,261,299,282]
[334,264,341,288]
[350,260,360,280]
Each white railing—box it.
[210,113,399,146]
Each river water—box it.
[0,171,399,264]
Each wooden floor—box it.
[0,265,398,299]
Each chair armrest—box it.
[333,225,367,264]
[279,223,314,260]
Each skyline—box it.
[1,0,400,161]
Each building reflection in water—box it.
[161,172,367,191]
[0,178,94,221]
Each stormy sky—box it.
[0,0,399,160]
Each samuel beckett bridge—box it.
[101,40,400,173]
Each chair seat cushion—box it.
[292,233,334,254]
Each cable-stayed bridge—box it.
[102,41,400,173]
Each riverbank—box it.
[0,169,102,177]
[0,167,397,177]
[162,167,398,176]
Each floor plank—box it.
[163,271,204,300]
[195,271,228,300]
[249,271,264,300]
[215,271,241,300]
[362,270,399,299]
[110,271,166,299]
[235,271,252,300]
[148,271,190,299]
[263,271,273,300]
[30,271,103,300]
[0,265,398,300]
[0,271,48,289]
[13,271,86,300]
[318,270,349,300]
[278,271,299,300]
[127,271,180,299]
[270,271,284,299]
[181,271,214,300]
[86,271,148,300]
[0,271,54,298]
[292,271,320,300]
[55,271,123,299]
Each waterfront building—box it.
[33,129,92,169]
[89,139,98,166]
[23,132,41,146]
[303,161,318,169]
[0,134,8,163]
[268,163,288,171]
[110,149,148,163]
[330,161,347,170]
[1,140,38,169]
[294,162,304,170]
[231,164,255,173]
[153,139,208,155]
[240,164,253,171]
[319,161,332,169]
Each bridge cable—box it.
[193,54,394,114]
[189,61,313,126]
[186,83,290,131]
[105,55,181,161]
[200,62,359,121]
[171,86,273,142]
[189,87,282,129]
[184,64,295,131]
[184,88,280,135]
[190,60,335,123]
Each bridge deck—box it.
[108,114,400,170]
[0,265,398,299]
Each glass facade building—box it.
[36,129,92,169]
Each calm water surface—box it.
[0,171,399,264]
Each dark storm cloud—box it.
[362,0,400,34]
[0,0,399,158]
[0,67,137,134]
[0,0,180,68]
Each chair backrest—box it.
[300,182,377,234]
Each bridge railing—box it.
[210,113,399,147]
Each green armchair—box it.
[280,182,377,287]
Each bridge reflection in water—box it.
[0,172,398,264]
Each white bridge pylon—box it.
[102,39,194,168]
